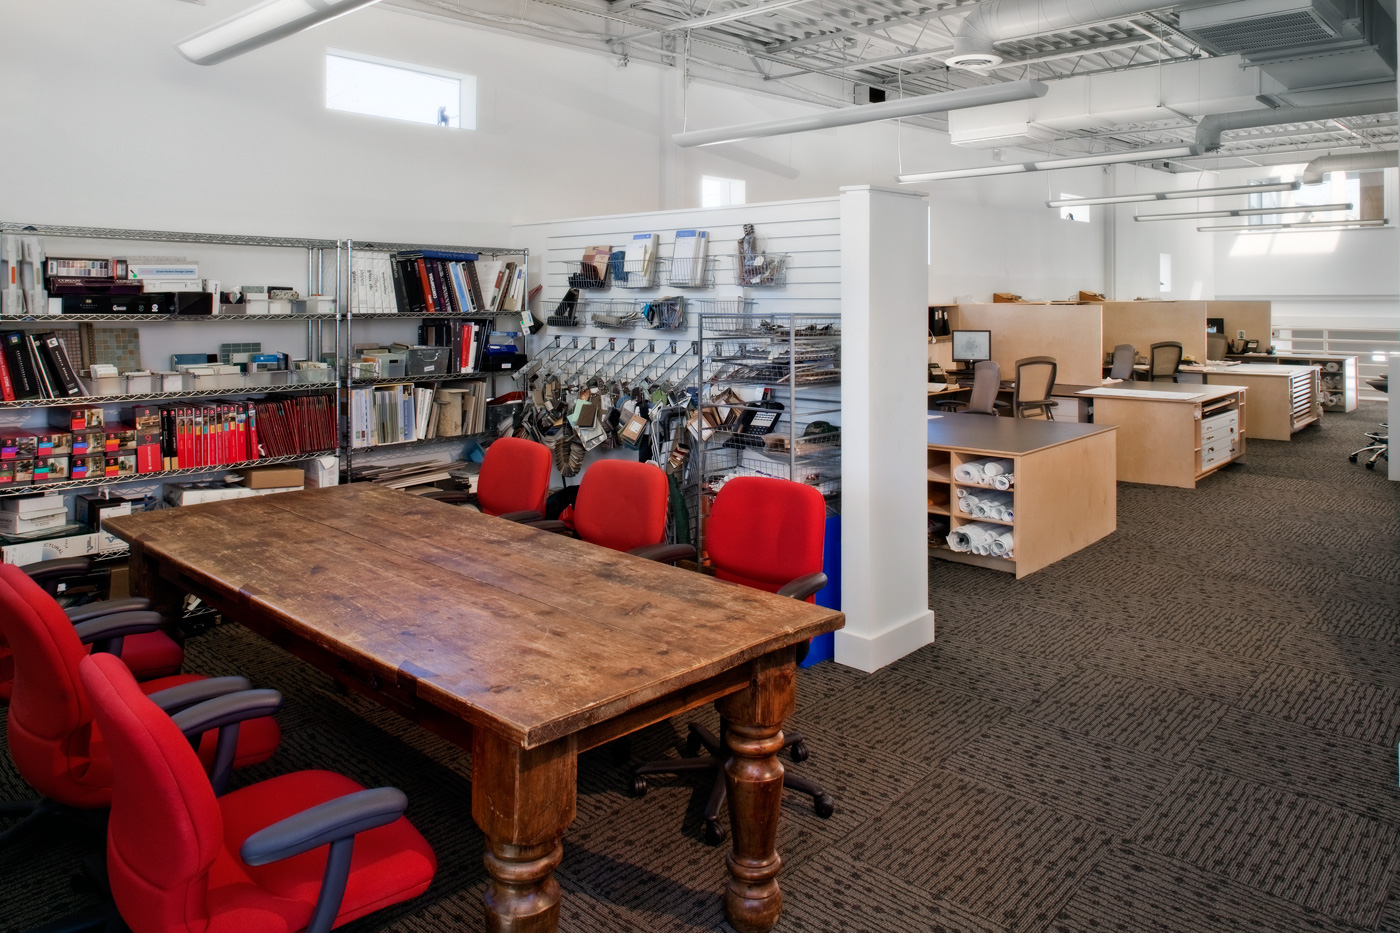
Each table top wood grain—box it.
[105,483,844,750]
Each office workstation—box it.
[3,4,1398,933]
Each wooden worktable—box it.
[105,483,844,933]
[1078,382,1246,487]
[1227,352,1358,412]
[1194,363,1321,440]
[926,414,1117,577]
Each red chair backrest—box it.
[477,437,552,517]
[0,563,106,805]
[706,477,826,598]
[572,460,669,552]
[80,653,223,933]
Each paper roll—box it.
[990,531,1014,556]
[981,458,1014,477]
[953,463,983,484]
[992,473,1014,491]
[959,495,978,515]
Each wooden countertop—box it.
[104,484,843,749]
[1075,382,1244,403]
[1227,352,1358,362]
[926,412,1115,456]
[1200,363,1319,376]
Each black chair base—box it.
[0,798,104,849]
[1349,424,1388,469]
[630,722,834,845]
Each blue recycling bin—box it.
[801,514,840,668]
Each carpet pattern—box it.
[1,404,1397,933]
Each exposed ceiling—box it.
[388,0,1398,169]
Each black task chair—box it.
[1014,356,1059,420]
[1350,375,1389,470]
[937,360,1008,416]
[629,477,834,845]
[1141,342,1184,382]
[1108,344,1136,381]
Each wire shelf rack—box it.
[662,256,717,289]
[609,258,662,289]
[731,252,789,288]
[0,382,334,410]
[583,299,643,329]
[692,298,758,315]
[0,450,337,498]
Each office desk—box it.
[1194,363,1321,441]
[1078,382,1246,488]
[1226,352,1356,412]
[105,483,843,933]
[926,414,1116,577]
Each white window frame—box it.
[325,49,476,130]
[702,176,747,208]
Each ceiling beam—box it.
[615,0,821,40]
[763,1,970,53]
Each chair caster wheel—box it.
[684,737,703,756]
[1366,461,1377,469]
[789,741,809,763]
[630,775,648,798]
[1350,454,1359,462]
[813,794,835,818]
[703,819,727,846]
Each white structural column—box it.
[837,185,936,671]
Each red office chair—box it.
[1,557,185,702]
[531,460,695,562]
[421,436,552,521]
[630,477,833,844]
[0,563,281,847]
[81,652,436,933]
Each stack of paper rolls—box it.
[970,491,1014,522]
[989,530,1014,557]
[954,457,1015,488]
[946,522,1003,553]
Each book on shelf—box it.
[580,246,611,284]
[624,233,658,281]
[670,229,709,286]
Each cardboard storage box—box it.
[34,456,70,482]
[239,466,305,489]
[69,456,105,480]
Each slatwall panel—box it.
[514,198,844,480]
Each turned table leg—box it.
[472,729,577,933]
[716,649,797,933]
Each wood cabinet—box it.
[926,415,1116,578]
[1081,384,1247,488]
[1200,363,1320,441]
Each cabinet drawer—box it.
[1200,442,1237,470]
[1201,422,1238,445]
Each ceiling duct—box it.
[1195,97,1398,151]
[946,0,1176,70]
[1301,149,1399,182]
[1177,0,1344,52]
[1175,0,1396,95]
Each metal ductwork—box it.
[947,0,1174,69]
[1194,97,1398,151]
[1302,149,1399,183]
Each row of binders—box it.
[347,382,487,448]
[350,250,525,316]
[154,396,335,469]
[1,330,83,399]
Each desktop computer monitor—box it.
[951,330,991,364]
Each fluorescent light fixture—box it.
[176,0,383,65]
[672,80,1047,148]
[1046,181,1301,208]
[898,145,1194,183]
[1197,218,1388,233]
[1135,203,1354,222]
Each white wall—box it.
[1210,165,1400,329]
[1110,164,1219,301]
[2,1,1103,307]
